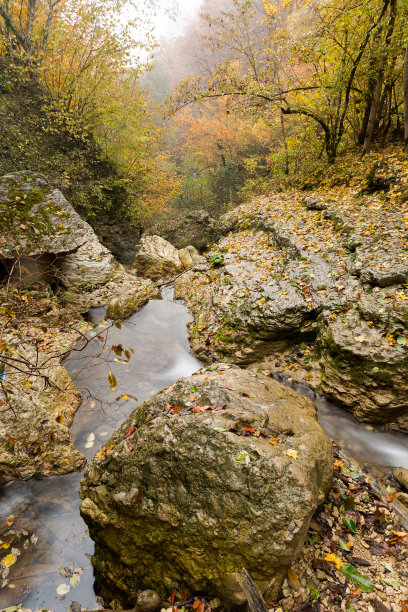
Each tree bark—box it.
[363,0,397,154]
[404,40,408,157]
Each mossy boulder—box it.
[0,171,114,286]
[79,365,332,608]
[105,278,161,320]
[318,309,408,427]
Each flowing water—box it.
[0,290,407,611]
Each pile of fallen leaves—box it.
[270,447,408,612]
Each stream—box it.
[1,289,407,611]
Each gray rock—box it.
[145,209,218,252]
[79,366,332,607]
[393,467,408,491]
[135,590,161,612]
[134,236,203,283]
[134,235,184,282]
[105,277,162,320]
[0,171,114,286]
[303,197,327,211]
[0,335,86,483]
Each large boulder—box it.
[175,194,408,429]
[79,365,332,608]
[0,334,85,483]
[134,236,203,282]
[145,209,219,252]
[105,277,161,320]
[318,308,408,424]
[0,171,114,286]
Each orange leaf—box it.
[168,588,177,605]
[269,438,278,445]
[171,407,180,414]
[242,426,256,433]
[189,393,196,402]
[164,403,172,411]
[192,405,210,413]
[352,587,362,596]
[288,567,299,588]
[125,425,135,438]
[7,435,15,446]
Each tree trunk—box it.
[362,0,397,154]
[404,40,408,157]
[363,74,384,153]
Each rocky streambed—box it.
[1,171,408,612]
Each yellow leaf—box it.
[108,371,117,392]
[1,553,17,568]
[286,449,298,459]
[324,553,344,569]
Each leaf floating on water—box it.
[108,371,117,392]
[1,554,17,568]
[56,583,70,596]
[69,574,80,588]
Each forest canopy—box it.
[1,0,408,223]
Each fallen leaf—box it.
[125,425,135,437]
[1,554,17,568]
[108,371,117,392]
[286,449,298,459]
[69,574,80,588]
[288,567,299,588]
[56,584,70,596]
[325,553,344,569]
[192,405,210,413]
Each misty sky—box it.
[152,0,203,40]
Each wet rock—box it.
[303,197,327,211]
[318,309,408,424]
[393,467,408,491]
[134,235,184,282]
[178,245,202,269]
[395,491,408,509]
[0,336,85,483]
[145,209,218,252]
[135,590,161,612]
[0,171,114,286]
[79,366,332,607]
[105,277,161,320]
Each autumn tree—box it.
[405,39,408,156]
[168,0,408,165]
